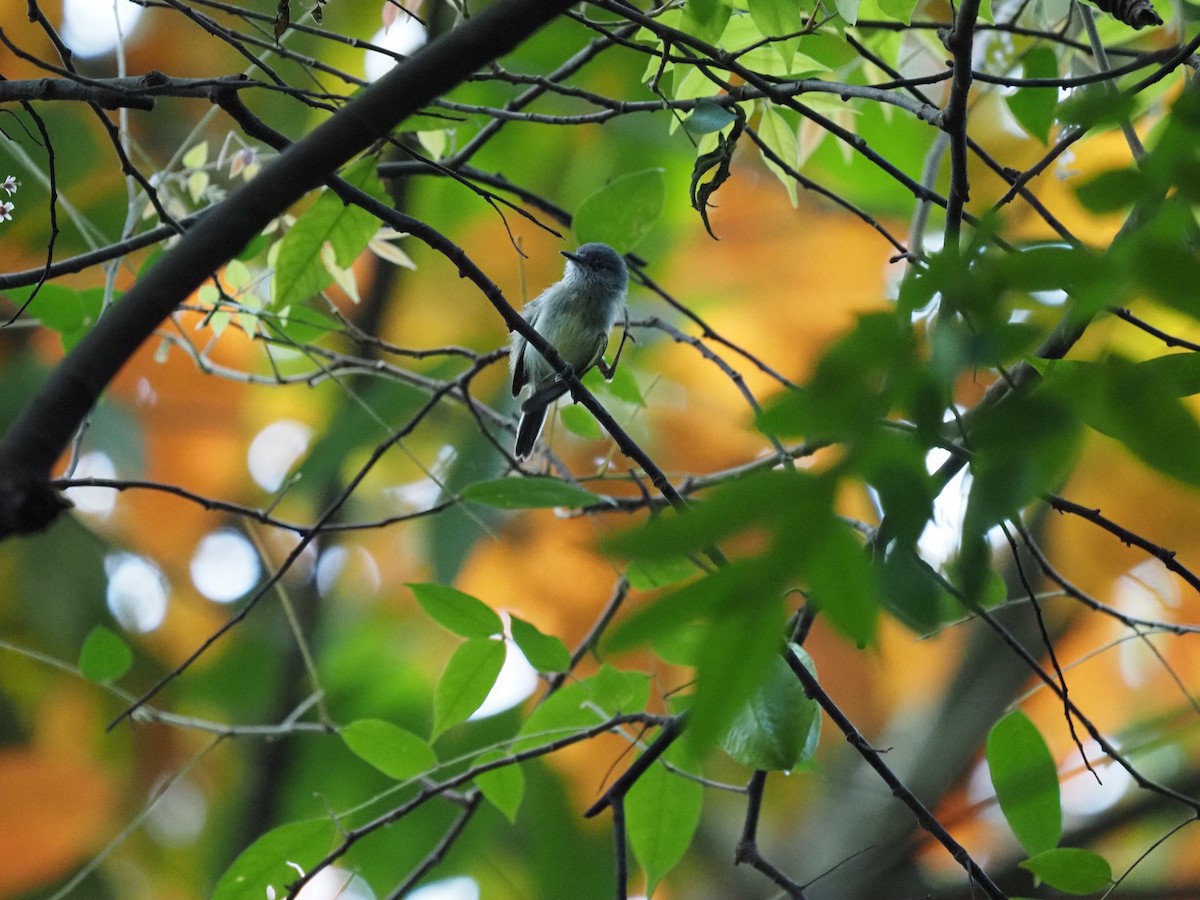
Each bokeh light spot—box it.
[364,21,428,82]
[248,419,313,492]
[190,530,261,603]
[61,0,144,58]
[105,552,169,633]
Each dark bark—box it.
[0,0,574,538]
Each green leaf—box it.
[1057,85,1137,130]
[598,358,645,406]
[683,100,739,135]
[606,559,762,653]
[756,103,800,205]
[876,0,920,23]
[1124,232,1200,321]
[1005,47,1059,143]
[961,391,1083,594]
[588,663,651,713]
[858,433,935,545]
[517,680,604,748]
[461,477,599,509]
[805,521,879,647]
[689,590,787,753]
[78,626,133,683]
[987,711,1062,856]
[1136,352,1200,397]
[1045,355,1200,489]
[721,646,820,770]
[28,285,102,334]
[758,312,914,442]
[747,0,803,61]
[509,616,571,672]
[23,285,104,351]
[272,155,387,308]
[433,638,507,737]
[879,549,951,633]
[212,819,336,900]
[408,582,503,639]
[1019,848,1112,894]
[626,555,702,590]
[682,0,732,43]
[273,304,341,345]
[474,750,525,823]
[835,0,861,24]
[609,469,877,648]
[558,404,603,440]
[1075,168,1149,213]
[574,169,665,251]
[514,665,649,753]
[396,113,468,133]
[626,743,703,894]
[341,719,437,780]
[606,470,820,563]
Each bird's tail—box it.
[514,405,548,459]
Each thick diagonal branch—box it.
[0,0,574,537]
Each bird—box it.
[509,243,629,459]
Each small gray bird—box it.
[510,243,629,459]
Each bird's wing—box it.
[510,299,542,396]
[511,337,529,396]
[583,329,610,372]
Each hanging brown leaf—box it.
[689,106,746,240]
[1087,0,1162,29]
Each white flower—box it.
[1,175,17,195]
[0,201,13,222]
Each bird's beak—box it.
[561,249,583,264]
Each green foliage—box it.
[10,4,1200,899]
[22,285,104,351]
[683,101,740,136]
[986,711,1062,856]
[1019,847,1113,894]
[559,403,604,440]
[573,169,666,251]
[759,312,918,443]
[518,665,650,750]
[606,469,879,750]
[875,0,921,24]
[1043,356,1200,488]
[77,626,133,683]
[720,645,820,770]
[508,615,571,672]
[408,582,503,638]
[461,476,599,509]
[757,103,801,206]
[608,470,879,651]
[1005,47,1059,143]
[878,548,953,633]
[681,0,732,42]
[627,742,704,894]
[626,555,704,590]
[473,750,526,823]
[212,819,337,900]
[747,0,805,64]
[272,155,388,309]
[432,638,507,737]
[341,719,438,780]
[959,391,1082,599]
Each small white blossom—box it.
[0,201,13,222]
[1,175,17,195]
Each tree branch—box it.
[0,0,577,537]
